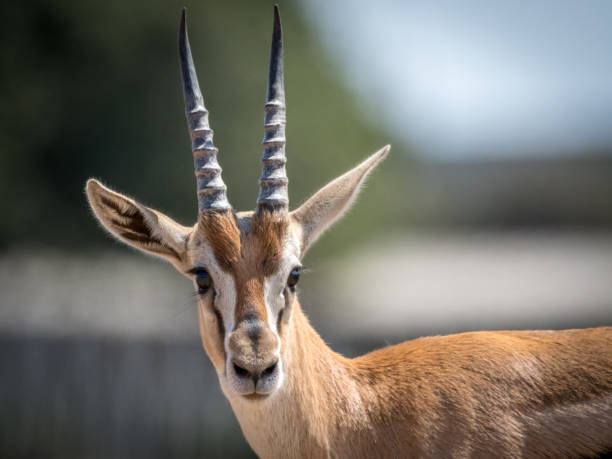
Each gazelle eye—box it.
[287,267,301,289]
[195,268,212,294]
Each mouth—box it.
[243,393,270,401]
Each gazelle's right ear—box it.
[86,179,191,269]
[291,145,390,256]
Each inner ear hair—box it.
[291,145,390,255]
[86,179,190,264]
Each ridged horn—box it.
[257,5,288,212]
[179,9,231,212]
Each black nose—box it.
[232,359,278,384]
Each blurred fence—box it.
[0,335,253,458]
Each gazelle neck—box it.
[225,301,372,458]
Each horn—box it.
[179,9,231,212]
[257,5,288,212]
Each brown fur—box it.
[237,304,612,458]
[250,210,288,277]
[197,210,287,326]
[86,154,612,458]
[194,210,288,377]
[198,211,242,271]
[83,11,612,454]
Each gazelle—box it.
[86,6,612,458]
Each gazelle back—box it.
[86,7,612,458]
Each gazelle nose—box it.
[232,358,278,384]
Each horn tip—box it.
[179,8,187,38]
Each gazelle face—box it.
[188,211,301,399]
[85,4,388,408]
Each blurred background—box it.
[1,0,611,457]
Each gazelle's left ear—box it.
[86,179,191,269]
[290,145,390,255]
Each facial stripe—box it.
[234,276,268,326]
[197,210,288,327]
[263,241,301,335]
[189,233,236,370]
[263,278,279,334]
[203,250,236,340]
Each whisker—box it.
[168,291,199,319]
[171,305,196,319]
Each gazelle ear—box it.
[85,179,191,269]
[290,145,390,255]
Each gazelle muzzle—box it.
[227,319,281,396]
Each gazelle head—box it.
[86,6,389,401]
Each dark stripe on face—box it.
[197,211,288,327]
[234,277,268,328]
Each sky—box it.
[301,0,612,161]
